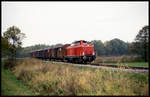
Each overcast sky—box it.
[2,1,149,47]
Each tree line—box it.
[2,25,149,62]
[91,25,149,62]
[91,39,130,56]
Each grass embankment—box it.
[11,58,148,96]
[1,65,35,96]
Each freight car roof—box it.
[30,44,65,53]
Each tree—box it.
[104,38,128,56]
[1,36,13,58]
[133,25,149,61]
[3,26,26,61]
[91,40,105,56]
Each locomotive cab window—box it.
[82,41,87,44]
[75,42,80,45]
[82,40,87,43]
[73,41,80,45]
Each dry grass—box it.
[13,58,148,96]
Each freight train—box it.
[30,40,96,63]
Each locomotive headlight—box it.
[82,52,85,55]
[93,52,95,55]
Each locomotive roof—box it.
[73,40,87,43]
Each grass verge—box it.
[1,65,35,96]
[98,62,149,67]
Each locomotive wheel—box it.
[84,61,87,64]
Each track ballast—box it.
[44,60,149,73]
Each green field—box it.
[99,62,149,67]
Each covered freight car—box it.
[56,44,70,61]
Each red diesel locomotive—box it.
[31,40,96,63]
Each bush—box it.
[3,59,16,69]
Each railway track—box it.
[90,63,149,70]
[45,60,149,73]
